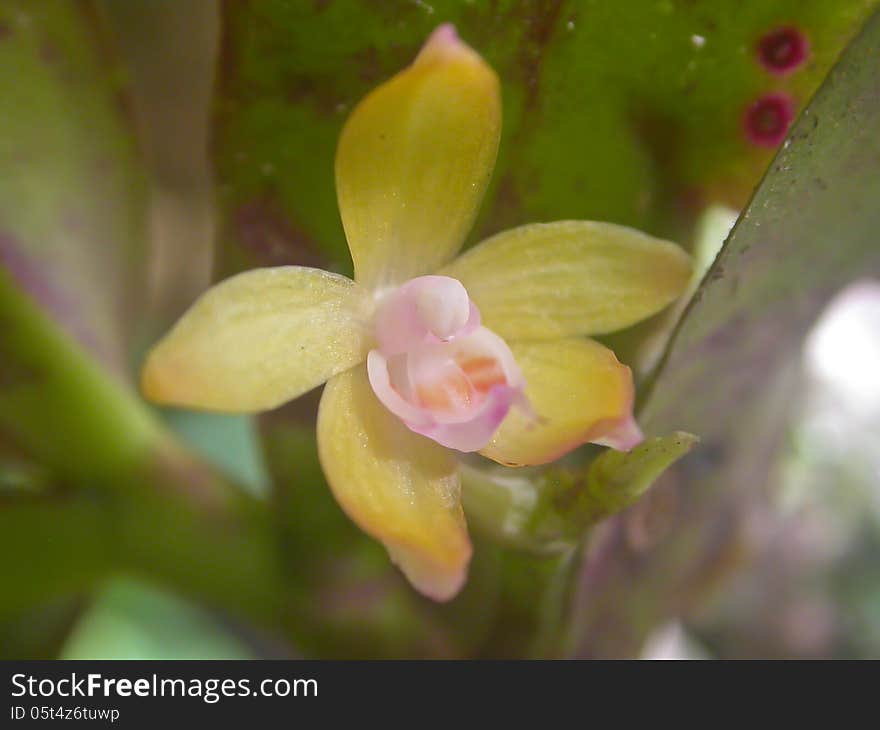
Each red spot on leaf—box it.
[757,26,809,76]
[744,93,794,148]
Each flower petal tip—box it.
[416,23,490,73]
[139,349,175,406]
[140,348,202,410]
[429,23,460,46]
[594,416,644,452]
[418,23,463,61]
[387,541,472,602]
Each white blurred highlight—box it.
[805,280,880,416]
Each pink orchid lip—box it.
[374,275,481,357]
[368,327,527,453]
[368,275,526,452]
[367,349,434,429]
[408,382,518,452]
[367,274,643,456]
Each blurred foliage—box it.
[565,7,880,656]
[0,0,879,659]
[684,284,880,658]
[61,579,254,660]
[162,411,270,497]
[0,0,148,372]
[214,0,874,277]
[97,0,219,335]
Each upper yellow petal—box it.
[142,267,374,412]
[440,221,692,339]
[317,365,471,601]
[336,24,501,290]
[480,338,634,467]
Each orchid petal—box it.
[318,366,472,601]
[440,221,692,339]
[142,267,374,412]
[336,24,501,289]
[480,338,638,467]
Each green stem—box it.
[0,271,290,631]
[529,546,582,658]
[0,271,162,485]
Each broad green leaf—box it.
[568,8,880,658]
[214,0,875,277]
[0,1,148,371]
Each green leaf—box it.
[213,0,875,276]
[585,432,701,519]
[0,1,148,371]
[642,7,880,442]
[568,7,880,657]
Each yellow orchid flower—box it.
[141,25,692,602]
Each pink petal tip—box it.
[417,24,471,65]
[594,416,644,452]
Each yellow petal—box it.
[440,221,692,339]
[142,267,374,412]
[336,24,501,290]
[481,338,635,467]
[318,366,471,601]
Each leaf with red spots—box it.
[568,7,880,657]
[757,25,811,75]
[213,0,877,278]
[744,92,795,147]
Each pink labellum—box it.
[409,383,519,452]
[368,276,526,452]
[374,275,481,356]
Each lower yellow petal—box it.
[480,338,635,467]
[317,366,471,601]
[142,267,374,412]
[440,221,692,339]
